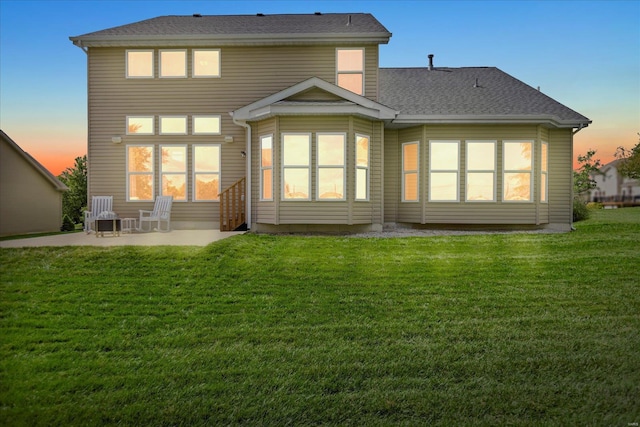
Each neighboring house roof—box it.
[380,67,591,128]
[231,77,398,122]
[70,13,392,47]
[0,130,68,192]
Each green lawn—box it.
[1,209,639,425]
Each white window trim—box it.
[402,141,420,203]
[316,133,347,202]
[541,141,549,203]
[126,49,154,79]
[281,133,312,201]
[192,49,221,78]
[429,140,460,202]
[159,116,188,135]
[126,116,155,135]
[336,48,365,96]
[260,135,274,202]
[192,144,221,202]
[159,49,187,78]
[160,145,188,202]
[126,144,155,202]
[503,140,534,203]
[355,134,370,202]
[192,115,222,135]
[465,140,497,202]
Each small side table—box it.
[122,218,138,233]
[95,218,121,237]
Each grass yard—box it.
[1,208,639,425]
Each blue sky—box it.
[1,0,638,174]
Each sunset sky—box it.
[1,0,638,175]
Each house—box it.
[0,130,68,236]
[589,159,640,206]
[69,13,591,233]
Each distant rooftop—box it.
[70,13,392,47]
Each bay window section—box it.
[466,141,496,201]
[402,142,419,202]
[160,145,187,201]
[127,145,154,201]
[317,134,346,200]
[503,141,533,202]
[282,134,311,200]
[260,135,273,201]
[160,116,187,135]
[193,116,221,135]
[541,142,548,203]
[193,49,221,77]
[429,141,460,202]
[356,134,370,201]
[336,48,364,95]
[193,145,221,201]
[159,50,186,78]
[126,50,153,78]
[126,116,154,135]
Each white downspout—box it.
[231,113,251,230]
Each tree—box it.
[573,150,602,222]
[58,155,87,224]
[614,133,640,180]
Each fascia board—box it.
[244,104,390,121]
[392,114,591,128]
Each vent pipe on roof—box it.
[347,15,352,26]
[257,13,264,17]
[428,54,434,70]
[193,13,202,18]
[315,12,322,15]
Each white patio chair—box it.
[84,196,113,233]
[139,196,173,232]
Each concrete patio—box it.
[0,229,245,248]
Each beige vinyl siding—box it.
[384,124,564,226]
[547,128,573,226]
[86,44,379,226]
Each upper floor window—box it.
[541,142,548,203]
[193,49,221,78]
[503,141,533,202]
[193,145,221,201]
[282,133,311,200]
[192,116,221,135]
[126,116,154,135]
[160,116,187,135]
[160,50,187,78]
[466,141,496,202]
[317,133,346,200]
[126,145,154,201]
[402,142,419,202]
[429,141,459,202]
[356,134,370,201]
[336,48,364,95]
[160,145,187,201]
[126,50,154,78]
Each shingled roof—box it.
[380,67,591,128]
[70,13,392,47]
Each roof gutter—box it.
[573,123,588,135]
[231,113,252,231]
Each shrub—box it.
[587,202,604,210]
[60,215,75,232]
[573,198,590,222]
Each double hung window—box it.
[126,145,154,201]
[503,141,533,202]
[356,135,370,201]
[541,142,548,203]
[317,134,346,200]
[336,48,364,95]
[282,134,311,200]
[429,141,459,202]
[160,145,187,201]
[402,142,419,202]
[193,145,221,201]
[466,141,496,201]
[260,136,273,201]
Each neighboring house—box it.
[0,130,68,236]
[69,13,591,232]
[590,159,640,204]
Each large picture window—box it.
[503,141,533,202]
[356,134,370,201]
[260,135,273,201]
[160,50,186,78]
[336,48,364,95]
[317,134,346,200]
[160,145,187,201]
[429,141,459,202]
[193,49,221,77]
[402,142,419,202]
[541,142,548,203]
[282,134,311,200]
[126,50,153,78]
[193,145,221,201]
[126,145,154,201]
[466,141,496,202]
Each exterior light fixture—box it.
[111,136,122,144]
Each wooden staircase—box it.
[219,177,246,231]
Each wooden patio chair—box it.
[84,196,113,233]
[138,195,173,232]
